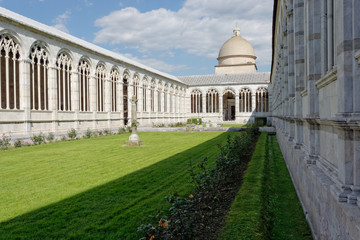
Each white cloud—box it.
[122,53,189,73]
[52,10,71,33]
[94,0,273,68]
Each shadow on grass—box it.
[0,132,231,240]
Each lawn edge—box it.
[217,132,267,240]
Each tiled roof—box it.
[178,73,270,86]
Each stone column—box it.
[20,59,31,135]
[118,82,124,126]
[336,125,354,202]
[47,64,57,132]
[294,0,305,146]
[335,0,354,115]
[89,75,96,129]
[72,71,79,130]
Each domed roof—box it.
[218,28,255,59]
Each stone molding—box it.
[315,67,337,89]
[300,89,308,97]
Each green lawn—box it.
[218,133,312,240]
[0,132,235,239]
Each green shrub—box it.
[187,118,202,125]
[0,133,11,150]
[117,128,126,134]
[67,128,77,139]
[31,133,45,145]
[104,129,112,136]
[84,129,92,139]
[14,139,22,148]
[46,132,55,142]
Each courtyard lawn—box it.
[218,133,312,240]
[0,132,234,239]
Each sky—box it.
[0,0,274,76]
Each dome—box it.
[215,28,257,74]
[218,28,255,59]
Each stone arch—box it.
[0,33,21,110]
[222,87,236,96]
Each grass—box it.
[218,133,312,240]
[218,132,267,240]
[0,132,236,239]
[266,135,312,240]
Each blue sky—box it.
[0,0,273,76]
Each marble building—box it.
[271,0,360,239]
[0,7,270,139]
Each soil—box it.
[192,133,259,240]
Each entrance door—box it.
[223,91,235,121]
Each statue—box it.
[126,95,142,146]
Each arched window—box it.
[256,87,269,112]
[142,79,147,112]
[206,89,219,113]
[0,34,20,110]
[78,59,90,112]
[150,80,155,112]
[29,43,49,110]
[191,89,202,113]
[175,87,179,113]
[56,52,72,111]
[96,64,106,112]
[239,88,252,112]
[133,75,139,98]
[110,68,119,112]
[123,73,129,125]
[164,84,168,112]
[170,86,174,113]
[158,83,162,112]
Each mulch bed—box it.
[192,133,259,240]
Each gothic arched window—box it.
[96,64,106,112]
[256,87,269,112]
[78,59,90,112]
[191,89,202,113]
[206,89,219,113]
[142,79,148,112]
[110,68,119,112]
[150,80,155,112]
[0,34,20,110]
[158,83,162,112]
[56,52,72,111]
[239,88,252,112]
[29,43,49,110]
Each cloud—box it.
[52,10,71,33]
[122,53,189,73]
[93,0,273,68]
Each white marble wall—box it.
[0,17,187,139]
[272,0,360,239]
